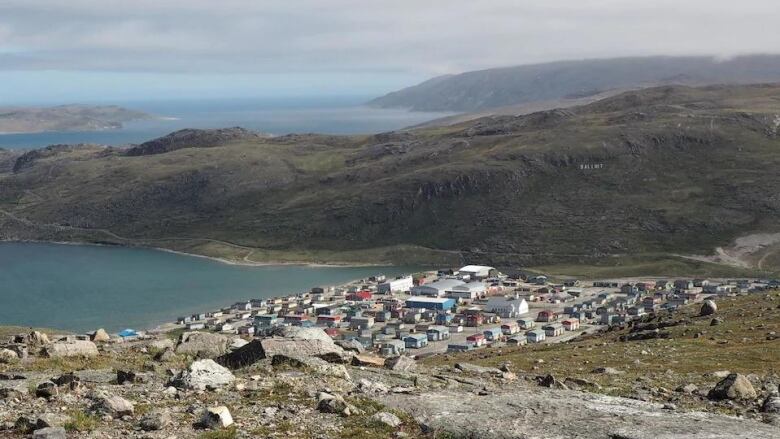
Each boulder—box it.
[317,392,360,417]
[592,367,624,375]
[385,356,417,372]
[52,373,81,391]
[539,374,568,390]
[217,333,348,369]
[35,382,58,400]
[762,395,780,413]
[175,332,230,359]
[710,318,723,326]
[139,410,172,431]
[199,406,234,429]
[352,354,386,368]
[335,339,366,353]
[42,340,98,358]
[27,331,50,348]
[91,395,135,418]
[149,338,175,351]
[700,300,718,317]
[271,354,351,380]
[117,370,151,385]
[31,427,67,439]
[171,359,235,391]
[229,338,248,350]
[708,373,757,400]
[0,348,19,364]
[89,328,111,342]
[372,411,402,428]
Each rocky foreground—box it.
[1,321,779,439]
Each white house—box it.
[378,276,414,294]
[484,296,529,318]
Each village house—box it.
[349,316,375,330]
[536,309,559,322]
[501,322,520,335]
[483,327,503,342]
[561,319,580,331]
[485,295,529,318]
[447,343,475,353]
[530,275,548,285]
[347,290,373,301]
[404,334,429,349]
[316,314,343,327]
[253,314,279,329]
[517,317,536,329]
[426,325,451,341]
[507,335,528,346]
[186,322,205,331]
[674,279,694,291]
[526,329,546,343]
[542,323,565,337]
[466,333,487,347]
[380,340,406,356]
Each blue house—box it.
[482,327,502,341]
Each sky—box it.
[1,0,779,104]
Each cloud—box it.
[0,0,778,76]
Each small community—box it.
[154,265,780,358]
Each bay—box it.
[0,242,420,333]
[0,96,451,150]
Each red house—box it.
[536,309,558,322]
[347,290,373,301]
[466,333,486,347]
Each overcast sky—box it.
[1,0,779,103]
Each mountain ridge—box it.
[370,55,780,112]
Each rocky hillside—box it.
[369,55,780,112]
[1,84,780,269]
[0,292,778,438]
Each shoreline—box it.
[0,238,386,269]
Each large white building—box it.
[378,276,414,294]
[446,282,487,300]
[459,265,496,280]
[484,296,529,318]
[410,279,465,297]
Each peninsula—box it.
[0,105,153,134]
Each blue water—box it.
[0,242,420,333]
[0,97,451,150]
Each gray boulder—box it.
[35,382,58,400]
[700,300,718,316]
[91,394,135,418]
[217,331,347,369]
[42,340,98,358]
[317,392,360,417]
[172,359,235,391]
[139,410,172,431]
[32,427,67,439]
[89,328,111,342]
[455,362,503,377]
[372,411,402,428]
[708,373,757,400]
[175,332,230,359]
[385,356,417,372]
[0,348,19,364]
[271,354,351,380]
[336,339,366,353]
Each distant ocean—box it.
[0,96,452,150]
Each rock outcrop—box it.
[42,340,98,358]
[174,332,231,359]
[171,359,235,391]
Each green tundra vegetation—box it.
[1,84,780,273]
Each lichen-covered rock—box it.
[89,328,111,342]
[91,394,135,418]
[175,332,230,359]
[0,348,19,364]
[372,411,402,428]
[700,300,718,316]
[708,373,757,400]
[171,359,235,391]
[42,340,98,358]
[139,410,172,431]
[199,406,234,429]
[385,355,417,372]
[31,427,66,439]
[271,354,351,380]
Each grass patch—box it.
[63,410,101,433]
